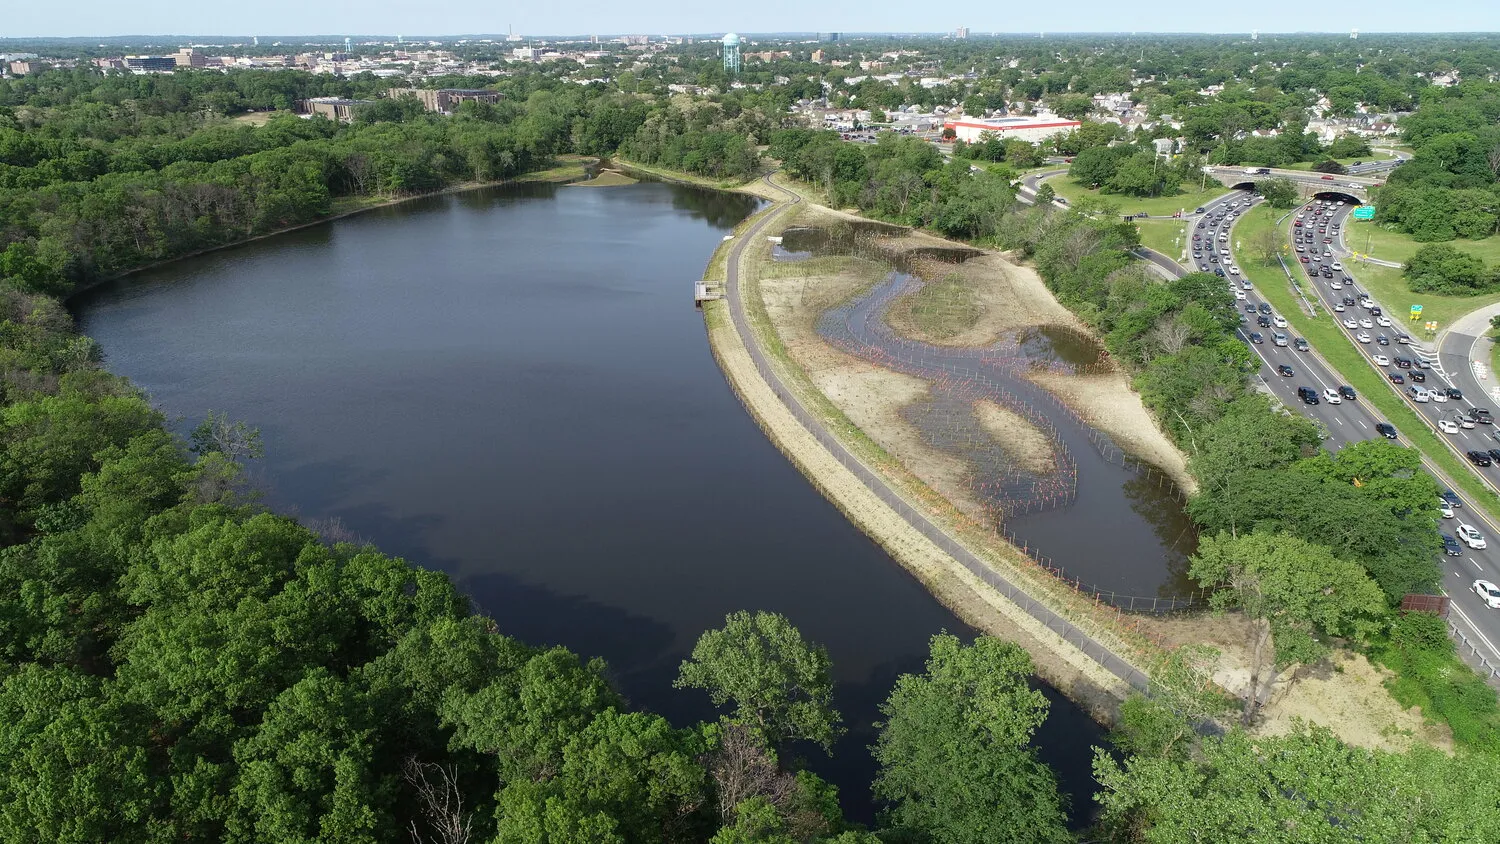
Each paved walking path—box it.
[716,173,1153,693]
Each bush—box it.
[1404,243,1493,294]
[1374,611,1500,753]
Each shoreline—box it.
[697,180,1147,722]
[65,157,595,302]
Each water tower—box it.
[721,32,741,74]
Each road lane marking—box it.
[1449,602,1500,662]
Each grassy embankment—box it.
[1231,204,1500,521]
[1042,175,1227,217]
[889,272,982,340]
[1136,220,1189,260]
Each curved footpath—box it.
[707,173,1152,702]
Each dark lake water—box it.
[75,180,1107,825]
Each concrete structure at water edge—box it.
[942,115,1082,144]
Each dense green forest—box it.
[4,60,1500,840]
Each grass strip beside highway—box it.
[1348,222,1500,268]
[1043,176,1226,218]
[1136,220,1188,262]
[1233,205,1500,520]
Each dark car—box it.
[1294,337,1309,352]
[1298,386,1319,405]
[1371,306,1383,316]
[1195,206,1206,214]
[1394,357,1413,369]
[1467,450,1493,467]
[1338,385,1356,401]
[1376,422,1398,439]
[1249,332,1264,344]
[1244,304,1257,314]
[1258,315,1272,327]
[1258,302,1273,314]
[1488,449,1500,463]
[1443,534,1464,556]
[1447,388,1464,400]
[1471,408,1494,425]
[1376,335,1390,345]
[1388,372,1406,384]
[1442,489,1464,509]
[1410,370,1426,383]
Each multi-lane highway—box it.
[1014,169,1500,675]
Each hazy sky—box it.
[3,0,1495,39]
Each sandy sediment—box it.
[974,400,1058,476]
[1028,370,1197,494]
[886,253,1087,348]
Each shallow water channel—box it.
[75,180,1110,825]
[780,224,1200,605]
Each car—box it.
[1339,385,1356,401]
[1439,419,1460,434]
[1458,524,1487,549]
[1414,357,1430,369]
[1331,261,1343,271]
[1273,333,1288,347]
[1343,317,1359,329]
[1298,386,1319,405]
[1323,388,1342,404]
[1410,370,1426,383]
[1359,318,1374,329]
[1321,174,1335,180]
[1443,534,1464,556]
[1396,333,1411,344]
[1244,304,1257,314]
[1277,364,1295,377]
[1376,316,1392,327]
[1257,315,1272,327]
[1333,302,1346,312]
[1234,289,1246,300]
[1294,337,1309,352]
[1195,207,1206,214]
[1299,255,1310,263]
[1447,388,1464,400]
[1376,335,1390,345]
[1411,386,1431,402]
[1329,280,1343,290]
[1389,372,1406,384]
[1471,408,1494,425]
[1489,448,1500,463]
[1258,303,1273,314]
[1439,498,1455,518]
[1356,332,1372,343]
[1249,331,1264,344]
[1474,580,1500,609]
[1429,389,1448,402]
[1273,316,1288,328]
[1241,280,1253,290]
[1372,354,1390,365]
[1376,422,1398,439]
[1229,266,1240,275]
[1465,449,1490,466]
[1458,411,1473,426]
[1395,357,1412,369]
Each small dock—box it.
[694,280,724,306]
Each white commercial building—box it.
[941,115,1082,144]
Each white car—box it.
[1331,261,1344,271]
[1235,289,1247,300]
[1330,280,1343,290]
[1439,419,1460,434]
[1372,354,1390,365]
[1343,317,1359,329]
[1322,388,1342,404]
[1359,318,1374,329]
[1273,316,1288,328]
[1377,316,1392,327]
[1333,302,1346,312]
[1357,332,1373,344]
[1439,499,1455,518]
[1229,265,1241,275]
[1429,390,1449,403]
[1473,579,1500,609]
[1458,524,1487,550]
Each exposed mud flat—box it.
[886,253,1086,347]
[974,400,1058,476]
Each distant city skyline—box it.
[2,0,1494,40]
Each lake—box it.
[75,178,1107,825]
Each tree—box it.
[1312,158,1347,174]
[675,611,843,751]
[1034,183,1056,206]
[1189,532,1386,724]
[1405,243,1491,294]
[1255,177,1298,209]
[1094,724,1500,843]
[871,634,1070,844]
[1251,223,1286,266]
[189,410,265,462]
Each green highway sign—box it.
[1352,205,1376,220]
